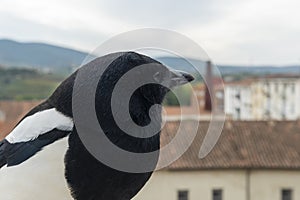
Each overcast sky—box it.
[0,0,299,65]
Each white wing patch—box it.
[6,108,74,144]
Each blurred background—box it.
[0,0,299,200]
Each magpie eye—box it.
[153,72,164,83]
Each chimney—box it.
[205,61,214,111]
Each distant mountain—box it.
[157,57,300,76]
[156,57,206,74]
[219,65,300,75]
[0,39,299,76]
[0,39,88,72]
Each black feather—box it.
[0,140,7,168]
[65,52,167,200]
[0,129,70,168]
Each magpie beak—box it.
[169,69,194,87]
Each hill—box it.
[157,57,300,76]
[0,39,299,76]
[219,65,300,75]
[0,39,88,73]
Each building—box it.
[225,75,300,120]
[256,75,300,120]
[0,101,300,200]
[134,120,300,200]
[224,79,254,120]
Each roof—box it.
[0,100,40,139]
[1,100,300,170]
[0,100,40,121]
[161,120,300,170]
[0,120,18,139]
[225,78,257,86]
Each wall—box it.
[251,170,300,200]
[134,169,300,200]
[134,170,246,200]
[224,85,252,120]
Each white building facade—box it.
[134,170,300,200]
[225,76,300,120]
[225,84,252,120]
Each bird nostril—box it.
[183,73,194,82]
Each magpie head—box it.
[139,63,194,105]
[96,51,194,113]
[94,52,194,146]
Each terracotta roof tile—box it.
[0,101,40,139]
[161,120,300,170]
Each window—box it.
[235,108,241,119]
[235,93,241,100]
[213,189,223,200]
[178,190,188,200]
[282,189,292,200]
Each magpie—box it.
[0,52,194,200]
